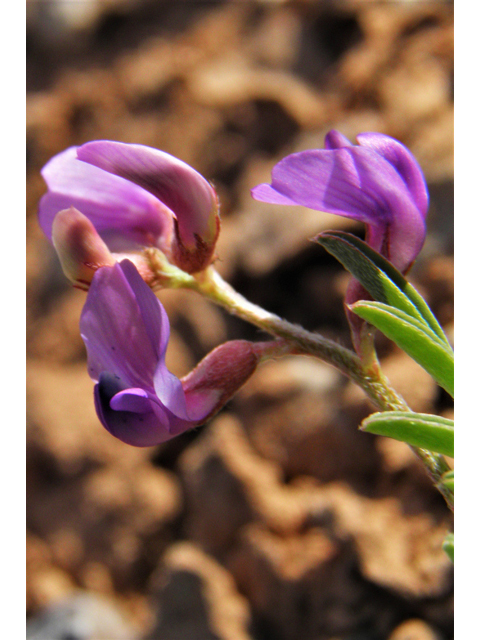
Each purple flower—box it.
[80,259,259,446]
[39,141,220,274]
[251,131,428,274]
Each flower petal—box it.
[80,263,263,447]
[252,144,426,271]
[81,260,195,444]
[94,375,176,446]
[51,207,115,287]
[110,386,191,438]
[115,261,190,418]
[118,259,170,358]
[77,141,219,249]
[39,146,173,251]
[80,261,164,389]
[324,130,353,149]
[153,361,190,421]
[357,132,429,217]
[109,387,153,413]
[253,147,404,225]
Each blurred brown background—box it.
[26,1,454,639]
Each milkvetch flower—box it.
[251,130,428,274]
[39,141,220,275]
[80,260,260,446]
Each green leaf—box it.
[351,302,454,397]
[440,470,455,492]
[361,411,454,457]
[315,231,451,349]
[443,532,454,563]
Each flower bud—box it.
[181,340,260,423]
[52,207,115,289]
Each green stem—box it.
[192,267,453,510]
[193,267,365,379]
[147,254,453,511]
[359,361,453,509]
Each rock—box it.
[225,480,452,639]
[27,532,77,613]
[414,256,454,330]
[378,55,450,129]
[388,618,441,640]
[27,460,182,591]
[229,522,346,640]
[189,54,328,129]
[26,592,138,640]
[322,483,453,598]
[179,414,309,554]
[27,361,151,472]
[236,358,380,486]
[147,542,252,640]
[27,288,87,364]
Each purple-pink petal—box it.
[119,258,170,358]
[39,141,220,274]
[94,376,177,446]
[251,130,428,273]
[253,147,410,225]
[80,260,164,390]
[109,387,153,413]
[356,133,429,218]
[77,140,218,249]
[324,130,353,149]
[39,147,172,252]
[153,361,191,421]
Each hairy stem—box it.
[191,267,454,510]
[147,253,453,511]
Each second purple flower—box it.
[39,141,220,275]
[251,130,429,274]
